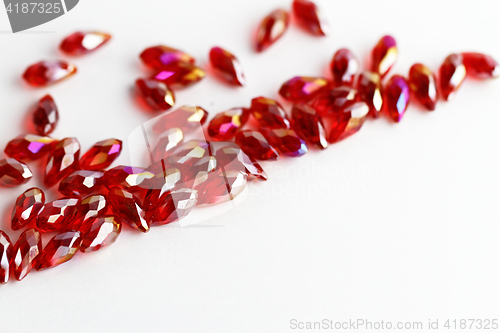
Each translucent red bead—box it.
[321,102,369,143]
[36,231,82,270]
[209,47,246,86]
[235,130,279,161]
[439,54,466,101]
[60,31,111,56]
[0,231,13,284]
[255,9,290,52]
[37,197,81,232]
[383,75,411,122]
[103,166,154,192]
[292,0,329,36]
[11,187,45,231]
[408,63,438,111]
[145,188,198,226]
[151,62,206,89]
[251,97,291,129]
[462,52,499,79]
[371,35,398,78]
[66,194,108,232]
[136,78,175,111]
[23,60,77,87]
[80,138,123,171]
[208,107,250,141]
[330,48,359,87]
[261,128,308,157]
[12,228,42,281]
[0,158,33,187]
[140,45,195,70]
[310,86,359,116]
[44,137,81,187]
[356,71,383,118]
[58,170,105,197]
[279,76,332,104]
[80,216,121,252]
[108,187,150,233]
[291,104,328,149]
[4,134,58,161]
[152,105,208,134]
[33,95,59,135]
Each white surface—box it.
[1,0,500,332]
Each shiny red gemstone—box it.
[251,97,291,129]
[11,187,45,231]
[167,141,217,187]
[13,228,42,281]
[462,52,499,79]
[60,31,111,56]
[37,198,81,233]
[261,128,308,157]
[23,60,77,87]
[292,0,329,36]
[102,166,154,192]
[208,107,250,141]
[44,137,81,187]
[356,71,383,118]
[383,75,411,122]
[108,187,149,233]
[278,76,332,104]
[0,158,33,187]
[235,130,279,161]
[371,35,397,78]
[33,95,59,135]
[142,164,184,209]
[5,134,58,161]
[151,127,184,162]
[408,63,438,111]
[66,194,108,232]
[196,169,248,206]
[330,48,359,87]
[255,9,290,52]
[58,170,105,197]
[439,54,466,101]
[80,216,121,252]
[36,231,81,270]
[80,138,123,171]
[136,78,175,111]
[0,231,13,284]
[140,45,195,70]
[215,144,268,181]
[151,62,206,89]
[209,47,246,86]
[320,101,369,143]
[310,86,359,116]
[291,104,328,149]
[152,106,208,134]
[145,188,198,226]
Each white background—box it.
[1,0,500,332]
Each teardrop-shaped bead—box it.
[279,76,332,104]
[58,170,105,197]
[108,188,150,233]
[33,95,59,135]
[235,130,279,161]
[11,187,45,231]
[4,134,58,161]
[215,144,268,181]
[0,158,33,187]
[330,48,359,87]
[60,31,111,56]
[310,86,359,116]
[136,78,175,111]
[255,9,290,52]
[320,102,369,143]
[209,47,246,86]
[23,61,77,87]
[292,0,329,36]
[356,71,383,118]
[151,62,206,89]
[383,75,411,122]
[152,106,208,134]
[196,169,248,206]
[291,104,328,149]
[80,216,121,252]
[251,97,291,129]
[102,166,155,192]
[145,188,198,226]
[13,228,42,281]
[462,52,499,79]
[208,107,250,141]
[370,35,397,78]
[261,128,308,157]
[439,54,466,101]
[37,197,81,233]
[36,231,82,270]
[66,194,108,232]
[0,231,13,284]
[44,137,81,187]
[151,127,184,162]
[79,138,123,171]
[408,63,438,111]
[140,45,195,70]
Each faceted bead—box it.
[356,71,383,118]
[215,144,268,180]
[310,86,359,116]
[151,127,184,162]
[13,228,42,281]
[0,158,33,187]
[255,9,290,52]
[5,134,58,161]
[37,198,81,233]
[320,102,369,143]
[58,170,105,197]
[371,35,397,78]
[261,128,308,157]
[251,97,291,129]
[151,62,206,89]
[145,188,198,226]
[209,47,246,86]
[36,231,81,270]
[11,187,45,231]
[383,75,411,122]
[66,194,108,232]
[152,106,208,134]
[462,52,499,79]
[44,137,81,187]
[136,78,175,111]
[167,141,217,187]
[23,60,77,87]
[140,45,195,70]
[408,63,438,111]
[60,31,111,56]
[235,130,279,161]
[103,166,155,192]
[80,138,123,171]
[292,0,329,36]
[208,107,250,141]
[291,104,328,149]
[167,140,212,167]
[108,187,149,233]
[142,164,184,209]
[278,76,332,104]
[330,48,359,87]
[439,54,466,101]
[80,216,121,252]
[33,95,59,135]
[0,231,13,284]
[196,169,248,206]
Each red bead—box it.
[80,138,123,171]
[167,141,216,186]
[151,62,206,89]
[80,216,121,253]
[439,54,466,101]
[255,9,290,52]
[60,31,111,56]
[37,198,81,233]
[321,102,369,143]
[0,158,33,187]
[310,86,359,116]
[251,97,291,129]
[235,130,279,161]
[462,52,499,79]
[261,128,308,157]
[44,137,81,187]
[108,187,149,233]
[66,194,108,232]
[208,107,250,141]
[356,71,383,118]
[383,75,411,122]
[33,95,59,135]
[279,76,332,104]
[371,35,397,78]
[140,45,195,70]
[408,63,438,111]
[142,165,184,209]
[152,106,208,134]
[215,144,268,181]
[23,60,77,87]
[12,228,42,281]
[292,0,329,36]
[209,47,246,86]
[58,170,105,197]
[5,134,58,161]
[36,231,82,270]
[0,231,13,284]
[151,128,184,162]
[291,104,328,149]
[11,187,45,231]
[102,166,154,192]
[145,188,198,226]
[136,78,175,111]
[330,48,359,87]
[196,169,248,206]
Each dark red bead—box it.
[356,71,383,118]
[0,231,13,284]
[215,144,268,181]
[439,54,466,101]
[58,170,105,197]
[66,194,108,232]
[251,97,291,129]
[12,228,42,281]
[33,95,59,135]
[80,216,121,252]
[151,62,206,89]
[23,61,77,87]
[292,0,329,36]
[371,35,397,78]
[37,198,81,233]
[208,107,250,141]
[44,138,81,187]
[140,45,195,70]
[145,188,198,226]
[235,130,279,161]
[11,187,45,231]
[136,78,175,111]
[255,9,290,52]
[209,47,246,86]
[261,128,308,157]
[0,158,33,187]
[36,231,82,270]
[108,187,149,233]
[279,76,332,104]
[102,166,154,192]
[79,138,123,171]
[320,102,369,143]
[383,75,411,122]
[408,63,438,111]
[60,31,111,56]
[151,106,208,134]
[310,86,359,116]
[291,104,328,149]
[330,48,359,87]
[4,134,58,161]
[462,52,499,79]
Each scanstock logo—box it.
[3,0,79,33]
